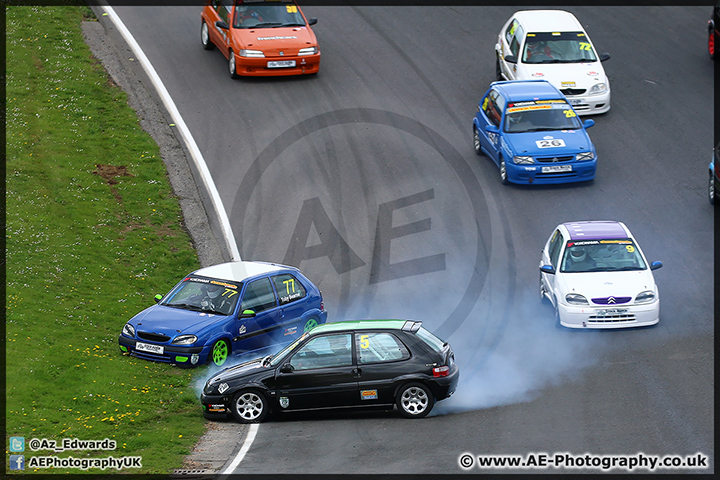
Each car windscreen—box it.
[233,1,306,29]
[269,332,308,367]
[522,31,598,64]
[160,276,240,316]
[504,101,582,133]
[414,327,446,353]
[560,239,648,273]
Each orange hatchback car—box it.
[201,0,320,77]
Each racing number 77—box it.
[283,278,296,295]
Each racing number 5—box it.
[359,335,369,349]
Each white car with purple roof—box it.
[539,221,663,329]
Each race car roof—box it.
[192,261,290,283]
[512,10,584,33]
[309,319,420,334]
[562,221,629,241]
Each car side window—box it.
[482,90,502,127]
[289,334,353,370]
[356,332,410,364]
[548,230,564,267]
[272,274,307,305]
[241,278,277,314]
[505,20,523,57]
[217,0,232,23]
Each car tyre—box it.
[499,156,509,185]
[709,172,717,205]
[228,49,239,79]
[473,127,483,156]
[495,55,503,81]
[396,383,434,419]
[552,296,563,329]
[210,339,230,367]
[231,389,269,423]
[539,274,549,304]
[201,21,215,50]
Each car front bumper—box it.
[118,335,209,366]
[507,160,597,185]
[565,90,611,115]
[233,53,320,76]
[558,300,660,329]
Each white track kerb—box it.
[101,4,252,474]
[101,5,241,262]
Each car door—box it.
[273,333,358,410]
[500,18,523,80]
[207,0,232,51]
[270,273,311,338]
[541,229,565,305]
[477,89,503,163]
[233,277,282,355]
[353,331,412,406]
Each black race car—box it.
[200,319,459,422]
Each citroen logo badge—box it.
[607,297,616,304]
[279,51,284,56]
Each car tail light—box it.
[320,301,325,312]
[433,365,450,377]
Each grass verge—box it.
[6,5,211,474]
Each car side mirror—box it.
[485,124,500,134]
[240,309,256,318]
[504,54,517,64]
[599,53,610,62]
[280,363,294,373]
[215,20,229,30]
[582,119,595,129]
[308,18,317,26]
[154,294,163,303]
[650,261,663,270]
[540,265,556,275]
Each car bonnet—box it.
[131,304,231,336]
[557,269,657,300]
[234,26,317,55]
[516,61,607,91]
[507,128,593,155]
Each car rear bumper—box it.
[558,300,660,329]
[234,53,320,76]
[427,365,460,401]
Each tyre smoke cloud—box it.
[434,291,609,414]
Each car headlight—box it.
[566,293,589,305]
[122,323,135,337]
[635,290,656,304]
[239,49,265,58]
[298,46,317,56]
[576,151,595,161]
[172,334,198,345]
[588,83,607,95]
[513,155,534,164]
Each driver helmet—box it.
[570,247,587,263]
[207,284,223,299]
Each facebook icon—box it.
[10,455,25,470]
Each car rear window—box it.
[414,327,446,353]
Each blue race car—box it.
[118,261,327,367]
[473,79,597,185]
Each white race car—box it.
[539,221,663,329]
[495,10,611,115]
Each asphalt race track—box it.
[106,4,713,474]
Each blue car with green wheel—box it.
[118,261,327,367]
[473,79,597,185]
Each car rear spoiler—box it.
[401,320,422,333]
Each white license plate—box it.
[541,165,572,173]
[596,308,628,316]
[267,60,296,68]
[136,342,164,355]
[569,98,583,105]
